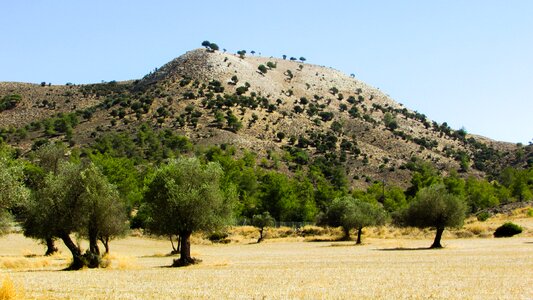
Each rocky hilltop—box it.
[0,48,527,188]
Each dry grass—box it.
[0,232,531,299]
[0,275,24,300]
[0,209,530,298]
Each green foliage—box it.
[144,157,236,236]
[252,211,275,243]
[89,153,143,208]
[258,64,268,74]
[226,111,242,132]
[383,112,398,130]
[527,208,533,217]
[91,124,192,163]
[397,185,466,248]
[0,94,22,112]
[252,212,275,229]
[237,50,246,58]
[399,185,466,229]
[405,158,442,197]
[493,222,523,237]
[0,144,29,234]
[476,211,490,222]
[499,167,533,201]
[22,161,127,268]
[321,196,386,243]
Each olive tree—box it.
[0,145,29,234]
[23,143,68,255]
[144,157,236,267]
[23,161,127,269]
[396,185,466,248]
[252,212,275,243]
[321,196,386,244]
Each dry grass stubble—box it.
[0,233,531,299]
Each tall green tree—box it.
[144,157,236,267]
[23,143,68,255]
[396,185,466,248]
[0,145,29,234]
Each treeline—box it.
[0,126,532,269]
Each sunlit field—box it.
[1,225,531,300]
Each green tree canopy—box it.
[321,196,386,244]
[0,145,29,234]
[22,161,127,269]
[252,212,275,243]
[396,185,466,248]
[144,157,236,266]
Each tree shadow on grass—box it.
[375,246,435,251]
[306,237,349,243]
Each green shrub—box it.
[476,212,491,222]
[207,231,229,243]
[527,208,533,217]
[493,222,523,238]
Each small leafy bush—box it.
[207,231,229,243]
[493,222,523,238]
[476,212,491,222]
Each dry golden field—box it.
[1,211,532,299]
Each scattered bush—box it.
[0,94,22,112]
[493,222,523,238]
[476,211,491,222]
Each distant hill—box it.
[0,48,529,188]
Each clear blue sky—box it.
[1,1,531,143]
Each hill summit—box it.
[0,47,528,188]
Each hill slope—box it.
[0,48,527,188]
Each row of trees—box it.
[0,139,531,269]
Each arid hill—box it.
[0,48,528,188]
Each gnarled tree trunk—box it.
[86,223,102,268]
[431,227,445,249]
[59,232,84,270]
[44,237,58,256]
[99,236,110,255]
[172,231,199,267]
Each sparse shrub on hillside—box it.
[0,94,22,112]
[237,50,246,59]
[201,40,219,52]
[493,222,523,238]
[258,64,268,75]
[383,112,398,130]
[266,61,277,69]
[299,57,306,62]
[276,132,285,142]
[226,111,242,132]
